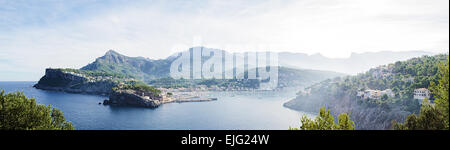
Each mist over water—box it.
[0,81,314,130]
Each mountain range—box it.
[78,48,347,88]
[278,51,435,74]
[79,47,435,82]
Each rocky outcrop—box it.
[104,90,161,108]
[34,68,116,95]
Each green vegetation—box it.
[114,81,161,96]
[0,90,74,130]
[60,68,131,79]
[39,68,130,87]
[430,58,449,129]
[356,55,447,108]
[310,55,445,111]
[290,107,355,130]
[393,100,446,130]
[393,57,449,130]
[37,68,131,91]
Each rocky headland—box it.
[34,68,217,108]
[34,68,117,95]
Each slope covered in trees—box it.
[81,50,172,81]
[284,54,449,129]
[394,57,449,130]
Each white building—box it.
[363,90,381,99]
[358,89,395,100]
[414,88,430,103]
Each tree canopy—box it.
[290,107,355,130]
[394,57,449,130]
[0,90,74,130]
[114,81,162,96]
[430,58,449,129]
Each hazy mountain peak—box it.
[80,48,441,81]
[278,50,438,74]
[105,49,122,56]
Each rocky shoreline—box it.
[103,90,217,108]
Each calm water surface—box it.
[0,81,314,130]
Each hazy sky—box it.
[0,0,448,81]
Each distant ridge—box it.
[278,50,436,74]
[80,47,438,81]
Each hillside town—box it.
[356,88,431,104]
[357,89,395,100]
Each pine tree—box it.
[0,90,74,130]
[337,112,355,130]
[393,99,446,130]
[294,107,355,130]
[430,57,449,129]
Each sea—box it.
[0,81,314,130]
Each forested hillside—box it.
[284,54,449,129]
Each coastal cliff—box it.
[34,68,117,95]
